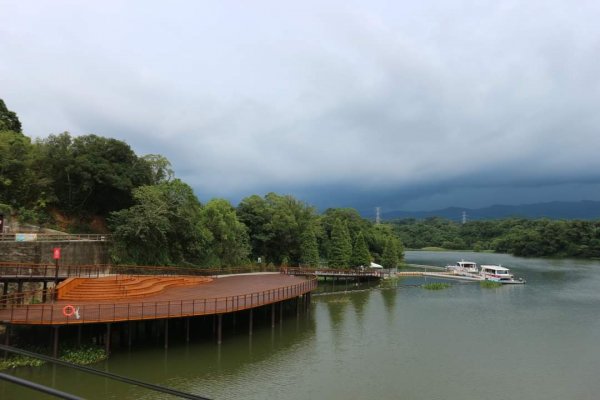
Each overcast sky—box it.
[2,0,600,213]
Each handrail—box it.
[0,233,110,242]
[0,276,318,325]
[0,262,279,278]
[283,267,384,277]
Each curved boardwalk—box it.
[0,273,316,326]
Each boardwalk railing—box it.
[282,267,385,278]
[0,262,279,279]
[0,233,110,242]
[0,277,317,325]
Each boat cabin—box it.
[480,265,514,281]
[446,260,478,273]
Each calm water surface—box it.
[3,251,600,399]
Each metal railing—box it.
[282,267,385,278]
[0,277,317,325]
[0,233,110,242]
[0,262,279,279]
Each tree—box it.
[328,218,352,268]
[108,179,210,265]
[299,224,320,267]
[0,99,22,132]
[237,195,274,261]
[350,231,371,268]
[381,238,400,269]
[199,198,251,267]
[36,133,152,215]
[237,193,317,265]
[0,131,34,206]
[141,154,174,184]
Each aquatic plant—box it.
[0,345,107,371]
[480,280,503,288]
[422,282,451,290]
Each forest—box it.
[392,217,600,258]
[0,99,403,268]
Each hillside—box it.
[382,200,600,221]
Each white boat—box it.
[445,260,479,274]
[479,264,526,284]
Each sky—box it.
[2,0,600,214]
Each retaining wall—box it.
[0,241,110,265]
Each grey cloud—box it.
[2,0,600,212]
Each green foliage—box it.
[0,99,22,132]
[423,282,452,290]
[141,154,174,184]
[108,179,210,265]
[0,345,106,371]
[480,281,503,288]
[391,218,600,258]
[35,132,153,215]
[351,231,371,267]
[200,198,251,267]
[237,193,318,265]
[381,238,400,269]
[328,218,352,268]
[59,346,107,365]
[0,130,37,207]
[0,355,44,370]
[299,224,320,267]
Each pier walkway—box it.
[0,274,316,325]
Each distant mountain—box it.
[381,201,600,221]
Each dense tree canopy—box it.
[36,133,153,214]
[108,180,210,265]
[391,218,600,258]
[199,198,251,267]
[0,99,22,132]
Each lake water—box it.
[3,251,600,399]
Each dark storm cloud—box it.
[2,0,600,211]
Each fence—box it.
[0,234,109,242]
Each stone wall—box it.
[0,241,110,265]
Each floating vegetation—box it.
[0,355,44,370]
[0,345,107,371]
[480,280,503,288]
[422,283,451,290]
[327,297,350,304]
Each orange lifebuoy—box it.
[62,305,76,317]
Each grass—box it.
[480,280,503,288]
[422,282,452,290]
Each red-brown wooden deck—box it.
[0,273,316,326]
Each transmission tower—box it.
[462,211,468,224]
[375,207,381,225]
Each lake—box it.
[2,251,600,399]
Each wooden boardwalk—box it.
[0,274,316,326]
[283,267,384,280]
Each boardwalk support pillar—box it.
[164,319,169,349]
[3,324,10,358]
[249,309,253,336]
[52,326,59,358]
[271,304,275,328]
[185,318,190,343]
[128,322,133,349]
[105,323,111,356]
[217,314,223,345]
